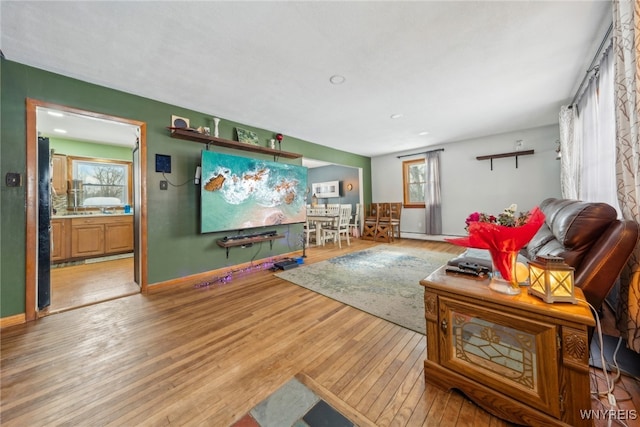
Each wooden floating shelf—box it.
[168,128,302,159]
[216,234,285,258]
[476,150,534,170]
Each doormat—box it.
[231,378,354,427]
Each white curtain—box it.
[424,151,442,235]
[575,45,620,213]
[613,0,640,353]
[559,105,580,199]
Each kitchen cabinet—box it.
[71,217,105,258]
[104,216,134,254]
[51,154,67,195]
[50,218,70,261]
[69,215,133,260]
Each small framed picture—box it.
[235,127,259,145]
[171,115,190,129]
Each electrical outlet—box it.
[160,180,168,190]
[5,172,22,187]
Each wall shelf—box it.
[168,128,302,159]
[216,234,284,258]
[476,150,534,170]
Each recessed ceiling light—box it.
[47,111,64,117]
[53,128,67,134]
[418,131,430,136]
[329,74,346,85]
[390,113,403,119]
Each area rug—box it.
[274,245,454,334]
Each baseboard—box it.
[400,232,461,242]
[1,313,26,329]
[146,251,302,293]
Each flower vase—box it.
[213,117,220,138]
[489,251,520,295]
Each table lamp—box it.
[528,255,576,304]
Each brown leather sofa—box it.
[523,198,639,312]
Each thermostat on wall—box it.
[155,154,171,173]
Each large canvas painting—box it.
[200,150,307,233]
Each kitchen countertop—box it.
[52,213,133,219]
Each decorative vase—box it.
[213,117,220,138]
[489,251,520,295]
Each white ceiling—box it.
[1,1,611,158]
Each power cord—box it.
[578,298,635,427]
[162,172,195,187]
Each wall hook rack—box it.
[476,150,534,170]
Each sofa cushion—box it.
[525,198,617,269]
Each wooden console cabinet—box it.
[420,267,595,427]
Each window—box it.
[68,156,132,208]
[402,159,425,208]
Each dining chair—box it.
[304,216,317,246]
[376,203,393,242]
[389,202,402,239]
[349,203,361,238]
[362,203,380,240]
[322,204,352,248]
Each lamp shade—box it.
[528,255,576,304]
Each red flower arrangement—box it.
[447,204,546,293]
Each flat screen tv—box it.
[200,150,307,233]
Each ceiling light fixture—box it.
[390,113,403,119]
[329,74,345,85]
[53,128,67,134]
[418,131,430,136]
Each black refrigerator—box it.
[37,136,51,310]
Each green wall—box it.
[0,59,372,318]
[49,137,133,161]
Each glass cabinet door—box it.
[438,296,561,417]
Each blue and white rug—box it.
[274,245,454,334]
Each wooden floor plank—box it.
[2,238,638,427]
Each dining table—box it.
[306,209,339,246]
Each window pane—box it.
[73,160,128,206]
[409,183,425,203]
[409,164,425,184]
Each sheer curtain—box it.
[558,105,580,199]
[424,151,442,235]
[575,45,619,213]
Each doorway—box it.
[25,99,148,320]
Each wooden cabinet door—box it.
[51,219,67,261]
[104,218,133,254]
[438,296,560,418]
[71,219,104,258]
[51,154,67,196]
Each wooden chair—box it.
[376,203,393,242]
[304,217,317,246]
[389,202,402,239]
[349,203,361,238]
[322,204,352,248]
[362,203,380,241]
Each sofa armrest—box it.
[575,220,639,310]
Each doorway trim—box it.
[25,98,148,321]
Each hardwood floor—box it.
[2,239,638,426]
[49,255,139,314]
